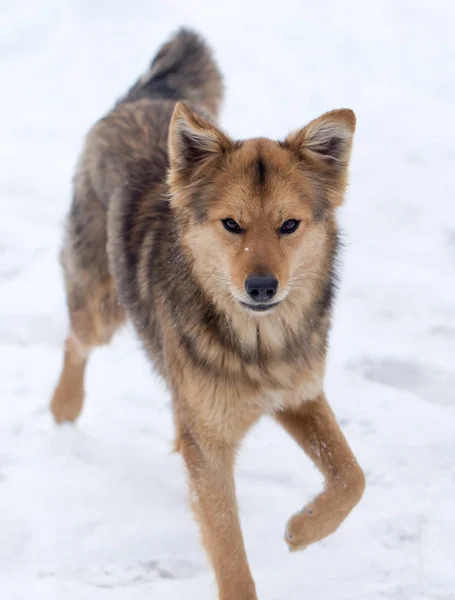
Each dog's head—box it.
[167,102,355,317]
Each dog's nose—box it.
[245,275,278,302]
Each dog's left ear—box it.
[168,102,231,175]
[285,109,356,206]
[285,109,356,168]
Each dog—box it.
[50,28,365,599]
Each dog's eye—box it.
[279,219,301,235]
[222,218,244,234]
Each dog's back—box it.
[51,28,223,423]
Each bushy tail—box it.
[119,28,223,118]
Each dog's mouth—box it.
[239,301,281,313]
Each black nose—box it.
[245,275,278,302]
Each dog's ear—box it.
[168,102,231,173]
[285,109,356,169]
[285,109,356,206]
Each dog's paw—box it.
[284,506,315,552]
[284,474,365,552]
[50,387,84,424]
[284,497,338,552]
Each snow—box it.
[1,1,455,598]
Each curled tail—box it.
[119,28,223,118]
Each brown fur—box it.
[50,28,365,599]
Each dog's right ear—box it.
[168,102,231,175]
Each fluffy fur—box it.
[50,28,365,599]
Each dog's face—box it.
[168,103,355,317]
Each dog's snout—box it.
[245,275,278,302]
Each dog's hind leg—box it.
[275,393,365,551]
[50,187,125,424]
[51,334,88,424]
[51,275,125,424]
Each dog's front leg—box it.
[178,428,257,600]
[275,393,365,551]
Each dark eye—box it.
[222,218,244,234]
[279,219,301,235]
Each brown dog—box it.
[50,28,365,599]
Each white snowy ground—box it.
[1,1,455,598]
